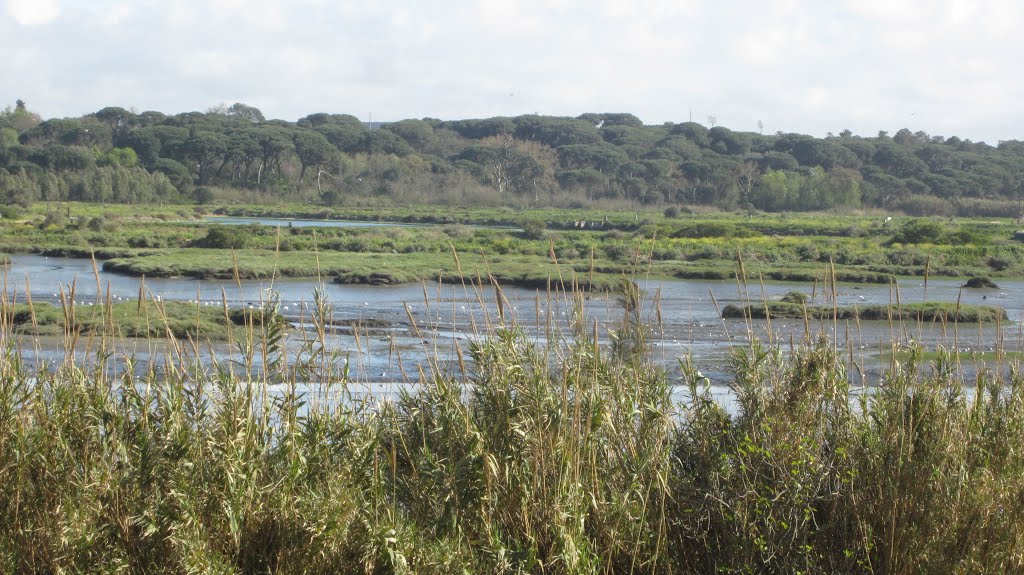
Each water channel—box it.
[5,253,1022,397]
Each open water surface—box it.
[4,255,1023,391]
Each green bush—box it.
[671,222,758,239]
[520,218,547,240]
[890,219,945,244]
[196,225,256,249]
[39,211,67,229]
[0,205,21,219]
[988,255,1015,272]
[780,290,808,304]
[192,187,216,204]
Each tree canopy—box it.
[1,100,1023,216]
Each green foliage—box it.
[0,127,17,148]
[195,224,260,249]
[2,203,1022,290]
[519,218,546,240]
[670,221,758,239]
[6,100,1024,214]
[890,219,945,244]
[192,186,215,204]
[1,284,1024,573]
[39,210,66,229]
[0,204,21,219]
[779,289,808,303]
[96,146,139,168]
[723,301,1008,322]
[5,300,252,339]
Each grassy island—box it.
[3,300,276,340]
[721,301,1009,322]
[0,203,1022,288]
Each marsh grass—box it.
[0,249,1022,573]
[722,301,1009,323]
[5,205,1024,290]
[0,300,260,339]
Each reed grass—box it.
[0,257,1022,574]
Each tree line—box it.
[2,99,1023,216]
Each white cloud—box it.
[2,0,1023,142]
[6,0,60,26]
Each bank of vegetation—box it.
[1,203,1023,286]
[3,100,1024,218]
[2,300,272,340]
[0,282,1022,574]
[722,300,1009,322]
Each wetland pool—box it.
[5,255,1022,389]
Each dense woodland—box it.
[2,99,1023,216]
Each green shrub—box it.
[40,211,67,229]
[520,218,547,240]
[988,255,1014,272]
[0,205,21,219]
[671,222,757,239]
[890,219,945,244]
[192,187,216,204]
[780,290,808,304]
[196,225,255,249]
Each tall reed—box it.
[0,261,1021,573]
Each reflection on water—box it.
[4,255,1023,388]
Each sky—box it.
[2,0,1022,144]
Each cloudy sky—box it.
[3,0,1021,143]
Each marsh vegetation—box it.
[0,263,1022,573]
[1,203,1023,290]
[4,101,1024,572]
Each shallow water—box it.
[4,255,1023,387]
